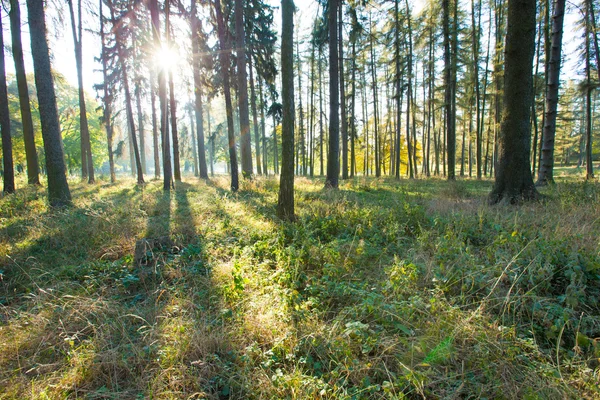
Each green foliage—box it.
[0,177,599,399]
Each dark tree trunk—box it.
[259,76,268,175]
[325,0,340,188]
[151,70,160,179]
[169,69,181,181]
[489,0,539,204]
[319,48,324,176]
[214,0,239,191]
[249,58,262,175]
[99,0,115,183]
[369,12,381,178]
[148,0,171,190]
[339,2,348,179]
[277,0,295,220]
[27,0,72,206]
[585,0,594,180]
[190,6,208,179]
[536,0,566,186]
[443,0,456,180]
[110,0,143,185]
[236,0,253,178]
[9,0,39,185]
[68,0,94,183]
[0,11,15,194]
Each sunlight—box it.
[153,45,179,72]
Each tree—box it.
[98,0,115,183]
[213,0,239,191]
[536,0,566,185]
[236,0,253,178]
[0,11,15,194]
[27,0,72,206]
[443,0,457,180]
[325,0,340,188]
[67,0,94,183]
[190,0,209,179]
[9,0,39,185]
[108,0,144,185]
[488,0,539,204]
[277,0,295,221]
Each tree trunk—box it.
[99,0,115,183]
[489,0,539,204]
[249,58,262,175]
[339,3,348,179]
[536,0,566,185]
[259,76,268,175]
[277,0,295,220]
[585,0,594,180]
[235,0,253,178]
[9,0,39,185]
[214,0,239,191]
[190,6,208,179]
[151,70,160,179]
[0,11,15,194]
[369,12,381,178]
[325,0,340,188]
[443,0,456,180]
[27,0,72,206]
[67,0,94,183]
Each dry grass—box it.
[0,175,599,399]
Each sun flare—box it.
[153,45,179,72]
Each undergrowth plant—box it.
[0,176,599,399]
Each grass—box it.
[1,175,599,399]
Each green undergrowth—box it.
[1,176,599,399]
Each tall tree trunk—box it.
[369,11,380,178]
[325,0,340,188]
[395,0,402,179]
[319,47,324,176]
[99,0,115,183]
[259,76,268,175]
[9,0,39,185]
[472,0,482,179]
[190,5,208,179]
[443,0,456,180]
[27,0,72,206]
[536,0,566,185]
[249,58,262,175]
[214,0,239,190]
[585,0,594,180]
[296,39,305,176]
[277,0,295,220]
[151,70,160,179]
[0,11,15,194]
[68,0,94,183]
[149,0,171,190]
[350,39,357,178]
[309,41,316,177]
[339,3,348,179]
[489,0,539,204]
[134,79,146,175]
[235,0,253,178]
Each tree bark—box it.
[9,0,39,185]
[27,0,72,206]
[0,11,15,194]
[99,0,115,183]
[325,0,340,188]
[536,0,566,186]
[214,0,239,191]
[277,0,295,220]
[236,0,253,178]
[489,0,539,204]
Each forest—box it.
[1,0,600,398]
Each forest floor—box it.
[1,174,599,399]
